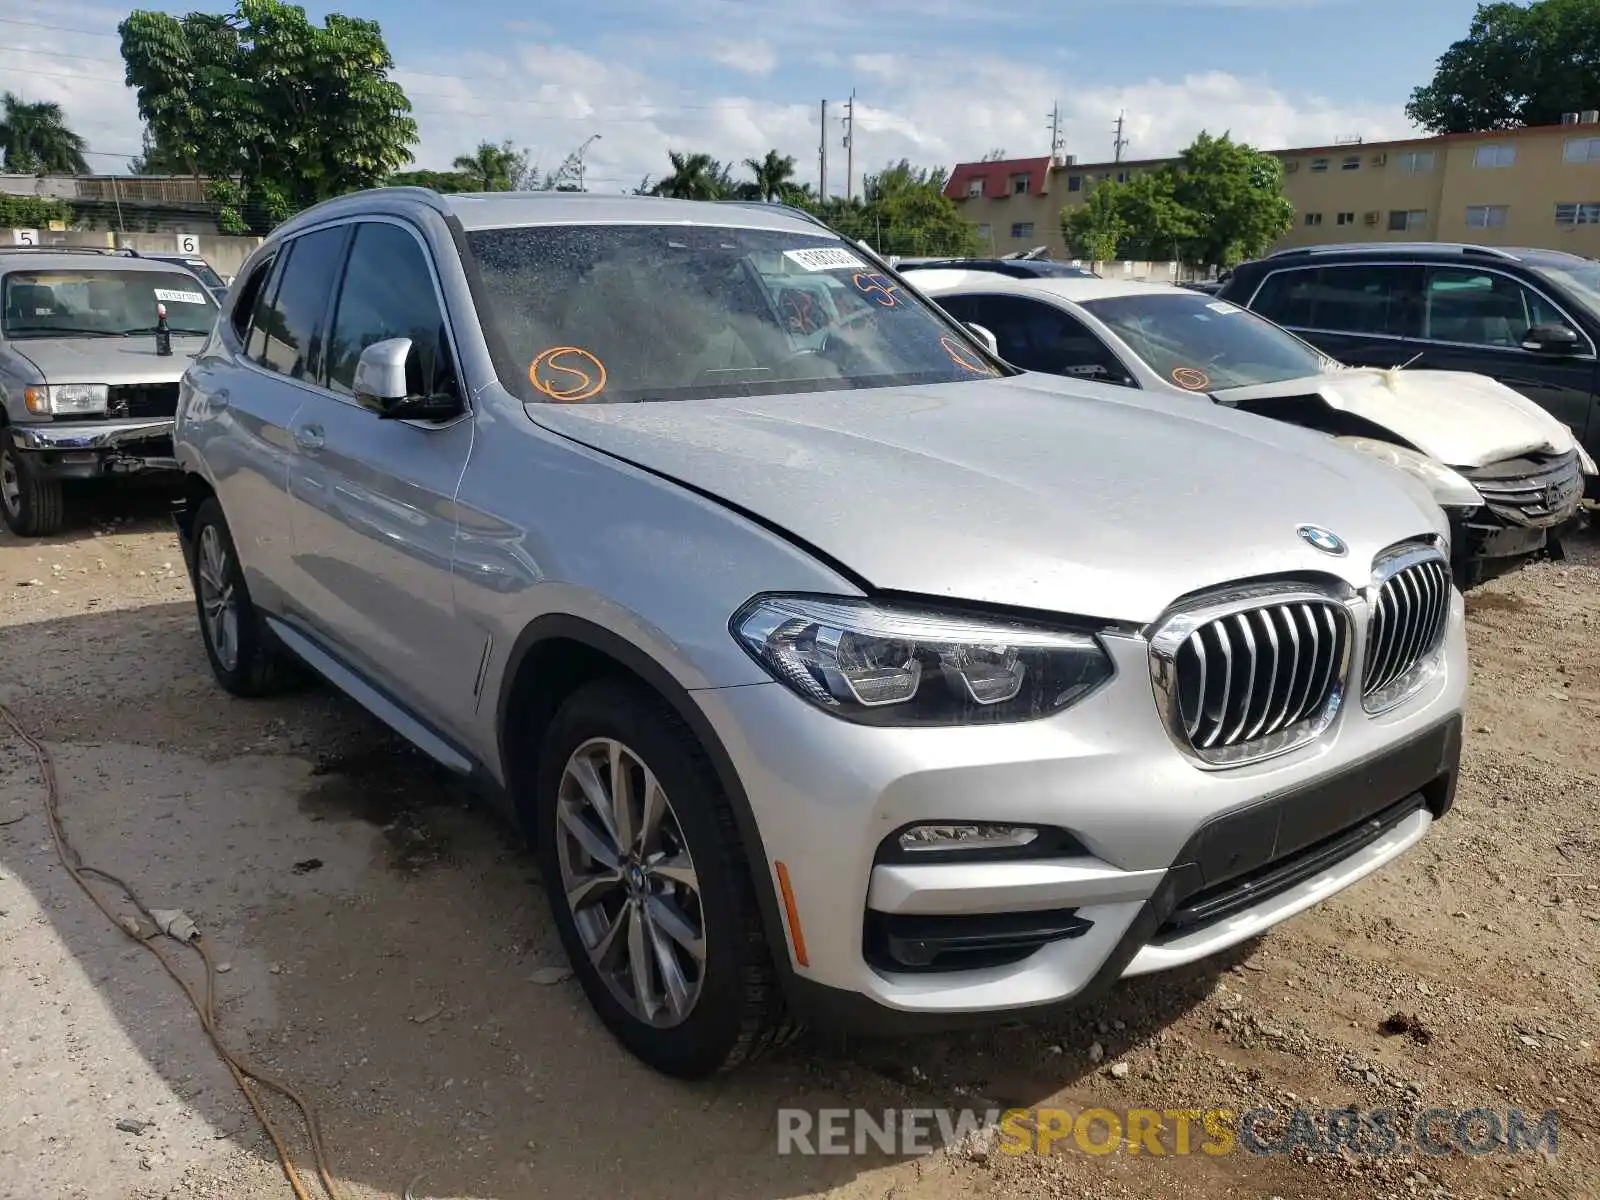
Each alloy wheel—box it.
[0,448,19,517]
[196,524,240,672]
[554,737,706,1027]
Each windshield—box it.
[1,269,218,339]
[166,259,226,291]
[466,224,1005,403]
[1079,292,1336,391]
[1533,261,1600,322]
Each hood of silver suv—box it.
[527,376,1445,623]
[8,335,203,386]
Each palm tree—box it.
[0,93,89,174]
[450,140,527,191]
[743,149,797,203]
[652,151,728,200]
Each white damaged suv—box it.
[172,191,1466,1077]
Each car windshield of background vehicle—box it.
[1,269,218,339]
[1532,262,1600,325]
[1079,292,1338,391]
[466,224,1010,403]
[174,260,226,291]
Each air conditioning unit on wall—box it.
[1370,153,1388,166]
[1364,211,1380,225]
[1284,159,1300,173]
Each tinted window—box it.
[1423,268,1564,348]
[248,226,348,381]
[466,224,1005,403]
[1249,265,1420,337]
[1081,292,1333,390]
[326,222,457,400]
[1,268,218,338]
[939,293,1132,384]
[230,253,277,342]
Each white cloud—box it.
[0,5,1414,200]
[709,40,778,76]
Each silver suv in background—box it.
[173,190,1466,1078]
[1,247,219,535]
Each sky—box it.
[0,0,1484,196]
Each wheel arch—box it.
[494,613,799,986]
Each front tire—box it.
[0,442,66,537]
[188,497,301,696]
[534,679,796,1077]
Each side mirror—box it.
[965,322,1000,356]
[354,337,462,421]
[1522,323,1582,353]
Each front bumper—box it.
[7,419,178,476]
[696,588,1467,1032]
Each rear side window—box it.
[230,253,277,342]
[938,293,1132,384]
[325,221,458,401]
[1249,265,1421,338]
[247,226,349,382]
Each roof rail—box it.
[1263,241,1522,262]
[711,199,835,232]
[0,245,136,256]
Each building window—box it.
[1388,209,1428,232]
[1067,175,1082,192]
[1115,171,1129,183]
[1342,155,1361,171]
[1555,202,1600,226]
[1563,137,1600,164]
[975,223,993,241]
[1397,150,1436,172]
[965,178,984,198]
[1009,173,1030,195]
[1466,204,1509,228]
[1010,222,1034,239]
[1473,143,1517,168]
[1304,212,1324,227]
[1310,157,1330,172]
[1336,212,1356,226]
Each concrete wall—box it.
[3,228,264,282]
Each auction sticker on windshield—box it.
[783,246,867,272]
[1206,301,1240,315]
[154,288,207,304]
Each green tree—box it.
[1407,0,1600,133]
[0,93,89,174]
[652,151,731,200]
[1114,170,1198,261]
[387,167,479,193]
[128,127,193,175]
[1062,179,1131,260]
[451,139,534,191]
[1168,132,1293,267]
[118,0,418,233]
[815,160,977,256]
[743,149,798,202]
[0,193,71,227]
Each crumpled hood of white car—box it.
[1214,367,1583,469]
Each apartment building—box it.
[944,113,1600,260]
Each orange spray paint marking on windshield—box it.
[1171,366,1211,391]
[940,335,997,375]
[529,346,607,402]
[851,272,901,307]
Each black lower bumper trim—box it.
[787,715,1462,1038]
[863,907,1093,973]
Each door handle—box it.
[294,423,325,452]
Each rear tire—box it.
[0,442,66,537]
[533,678,797,1077]
[188,497,302,696]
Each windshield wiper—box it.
[117,326,206,336]
[5,326,122,337]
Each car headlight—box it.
[731,594,1114,726]
[1335,436,1483,510]
[23,384,109,416]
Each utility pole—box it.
[1112,110,1129,163]
[1047,101,1064,163]
[572,133,601,191]
[819,99,829,200]
[842,90,857,202]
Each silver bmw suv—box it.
[172,189,1467,1078]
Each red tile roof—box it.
[944,157,1053,201]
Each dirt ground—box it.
[1,485,1596,1200]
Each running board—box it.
[265,617,476,776]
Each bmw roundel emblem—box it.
[1297,524,1348,557]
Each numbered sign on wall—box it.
[176,233,200,255]
[11,229,39,246]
